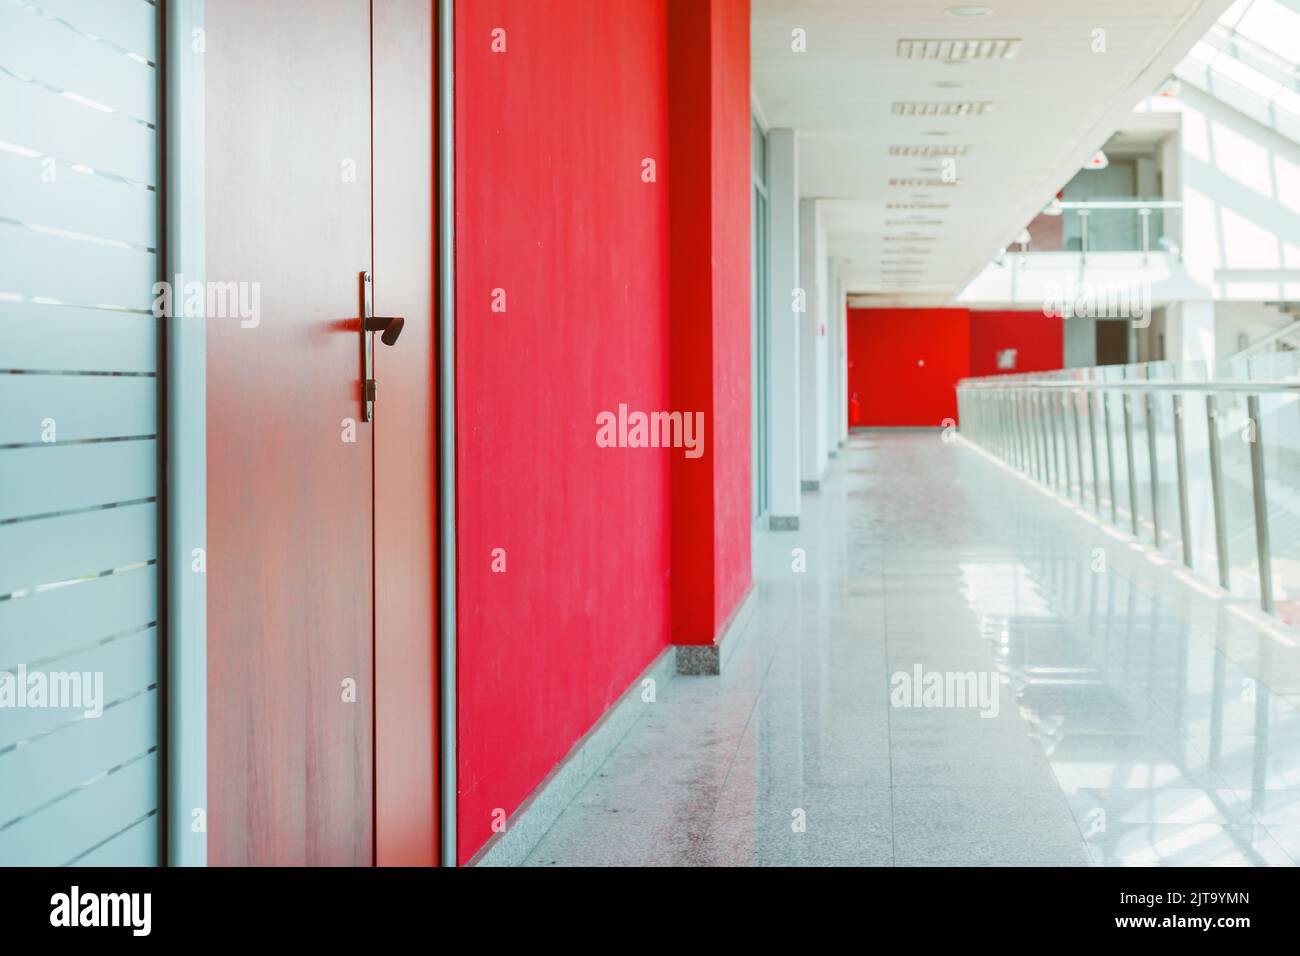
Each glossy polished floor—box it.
[524,431,1300,866]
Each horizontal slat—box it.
[0,301,157,373]
[70,811,158,866]
[0,439,157,521]
[27,0,157,60]
[0,72,156,185]
[0,3,157,124]
[0,687,158,824]
[0,625,158,747]
[0,500,156,595]
[0,374,157,444]
[0,564,156,671]
[0,222,157,309]
[0,753,158,866]
[0,150,156,250]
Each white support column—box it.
[842,269,852,442]
[799,198,828,489]
[766,129,801,527]
[824,257,840,457]
[1164,300,1216,369]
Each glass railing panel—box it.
[1070,387,1095,507]
[1101,389,1131,526]
[957,364,1300,633]
[1246,349,1300,381]
[1126,389,1156,544]
[1181,389,1219,579]
[1147,390,1185,560]
[1086,387,1118,515]
[1259,387,1300,629]
[1212,390,1264,602]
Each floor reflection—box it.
[525,432,1300,866]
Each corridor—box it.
[525,432,1300,866]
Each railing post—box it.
[1247,394,1275,614]
[1022,390,1037,480]
[1172,394,1193,568]
[1205,395,1231,590]
[1071,390,1085,503]
[1079,209,1089,263]
[1012,390,1024,472]
[1038,391,1051,484]
[1103,391,1118,524]
[1088,390,1102,514]
[1049,391,1063,491]
[1123,392,1139,536]
[999,391,1011,461]
[1139,206,1152,265]
[998,392,1008,460]
[1145,391,1162,549]
[1056,390,1072,495]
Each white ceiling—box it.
[751,0,1233,306]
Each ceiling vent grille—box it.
[888,144,970,157]
[886,201,950,210]
[891,101,992,116]
[897,38,1021,60]
[889,177,962,187]
[883,235,939,242]
[884,219,944,227]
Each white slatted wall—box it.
[0,0,162,866]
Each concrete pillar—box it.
[766,129,801,528]
[799,198,828,488]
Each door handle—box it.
[365,314,404,346]
[360,271,405,422]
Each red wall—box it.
[846,308,1062,426]
[456,0,752,865]
[455,0,673,863]
[706,0,752,635]
[968,309,1064,378]
[847,309,970,427]
[667,0,752,644]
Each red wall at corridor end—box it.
[846,308,1063,427]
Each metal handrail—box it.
[958,378,1300,393]
[1057,200,1182,210]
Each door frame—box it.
[436,0,457,869]
[162,0,452,867]
[163,0,207,868]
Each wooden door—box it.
[206,0,376,866]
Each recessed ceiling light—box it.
[933,80,966,89]
[944,6,994,17]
